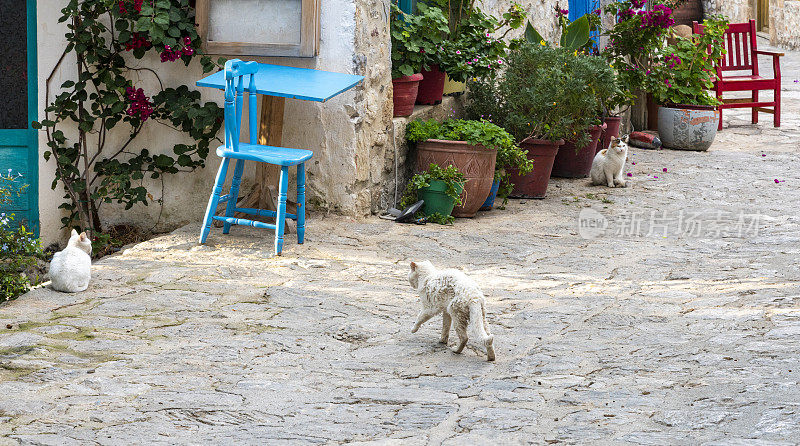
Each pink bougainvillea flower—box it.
[627,172,632,177]
[662,168,668,173]
[762,153,767,157]
[631,162,636,165]
[455,50,461,55]
[654,175,659,179]
[774,179,785,183]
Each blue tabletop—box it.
[196,63,364,103]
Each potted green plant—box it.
[390,4,449,116]
[406,119,533,216]
[602,0,678,130]
[649,17,728,151]
[433,1,525,97]
[400,164,465,225]
[550,50,618,178]
[466,45,606,197]
[598,75,635,153]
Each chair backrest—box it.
[693,19,759,75]
[223,59,260,151]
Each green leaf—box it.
[525,21,545,46]
[560,15,590,50]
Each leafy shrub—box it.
[400,164,465,225]
[602,0,677,95]
[34,0,225,235]
[405,119,533,202]
[647,17,728,107]
[434,2,525,82]
[0,173,44,302]
[466,45,613,147]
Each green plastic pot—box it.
[418,180,464,218]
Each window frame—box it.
[195,0,320,58]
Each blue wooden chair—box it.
[200,60,313,255]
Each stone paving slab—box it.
[1,46,799,446]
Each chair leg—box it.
[717,90,723,131]
[752,90,758,124]
[200,158,230,244]
[297,162,306,244]
[775,85,781,128]
[274,166,289,256]
[223,159,246,234]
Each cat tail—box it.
[469,300,495,361]
[469,301,492,343]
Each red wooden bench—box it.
[693,19,783,130]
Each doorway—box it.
[756,0,770,32]
[0,0,39,233]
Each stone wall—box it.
[702,0,752,22]
[703,0,800,50]
[770,0,800,50]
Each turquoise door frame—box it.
[0,0,39,235]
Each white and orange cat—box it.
[590,136,629,188]
[408,261,495,361]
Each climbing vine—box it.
[33,0,225,234]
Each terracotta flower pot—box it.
[657,105,719,151]
[552,124,606,178]
[392,73,423,117]
[415,139,497,218]
[599,116,622,153]
[508,138,564,199]
[416,65,446,105]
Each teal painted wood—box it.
[397,0,416,13]
[196,63,364,103]
[199,59,314,256]
[0,0,39,235]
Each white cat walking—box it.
[590,136,629,188]
[49,229,92,293]
[408,261,495,361]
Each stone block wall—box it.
[770,0,800,50]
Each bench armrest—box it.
[755,50,784,57]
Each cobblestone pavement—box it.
[1,48,799,445]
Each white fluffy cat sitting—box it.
[49,229,92,293]
[408,261,495,361]
[590,136,629,188]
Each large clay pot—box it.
[392,73,423,117]
[657,105,719,151]
[416,65,446,105]
[599,116,622,153]
[508,138,563,199]
[415,139,497,218]
[552,123,606,178]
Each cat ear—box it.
[71,229,78,237]
[79,232,88,242]
[410,261,417,270]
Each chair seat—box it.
[217,143,313,166]
[717,75,779,90]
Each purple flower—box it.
[627,172,633,177]
[662,168,668,173]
